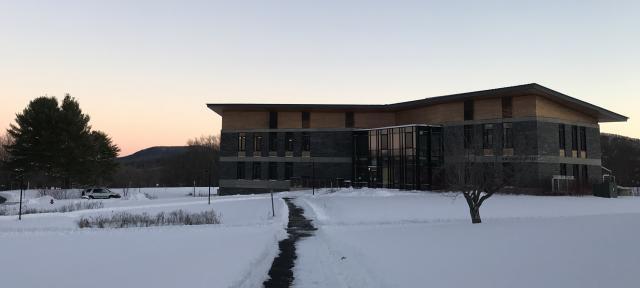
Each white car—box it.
[81,188,121,199]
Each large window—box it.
[558,124,566,150]
[285,132,294,151]
[582,165,589,184]
[268,162,278,180]
[464,100,474,121]
[464,125,473,149]
[302,111,310,128]
[237,162,245,179]
[269,111,278,129]
[503,123,513,149]
[238,133,246,152]
[269,132,277,152]
[285,162,293,180]
[345,112,354,128]
[580,127,587,152]
[302,132,310,151]
[252,162,261,179]
[571,125,578,151]
[560,163,567,176]
[380,133,389,150]
[483,124,494,149]
[254,134,263,152]
[404,131,413,149]
[502,96,513,118]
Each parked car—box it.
[81,188,121,199]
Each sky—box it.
[1,0,638,156]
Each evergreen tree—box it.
[5,95,120,188]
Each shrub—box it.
[77,209,221,228]
[0,201,104,216]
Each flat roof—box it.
[207,83,628,123]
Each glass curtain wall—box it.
[353,125,443,190]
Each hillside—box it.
[118,146,189,164]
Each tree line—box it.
[0,94,220,191]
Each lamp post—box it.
[312,160,315,195]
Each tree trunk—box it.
[470,206,482,224]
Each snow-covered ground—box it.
[2,187,639,287]
[0,189,287,288]
[293,188,640,288]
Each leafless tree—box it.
[446,152,504,224]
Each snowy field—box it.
[293,189,640,288]
[0,188,287,288]
[1,187,640,287]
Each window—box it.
[464,100,474,121]
[503,162,514,186]
[285,162,293,180]
[302,111,310,128]
[580,127,587,152]
[345,112,354,128]
[464,125,473,149]
[571,125,578,151]
[237,162,245,179]
[238,133,246,152]
[582,165,589,184]
[483,124,494,149]
[302,132,310,151]
[268,162,278,180]
[573,164,579,181]
[503,123,513,149]
[502,96,513,118]
[380,133,389,150]
[252,162,261,179]
[560,163,567,176]
[558,124,566,150]
[254,134,263,152]
[269,132,277,152]
[285,132,294,151]
[404,132,413,149]
[269,111,278,129]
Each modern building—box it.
[208,83,627,195]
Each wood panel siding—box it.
[310,112,345,128]
[474,98,501,120]
[536,96,597,124]
[278,112,302,128]
[395,102,464,125]
[222,111,269,129]
[512,95,537,117]
[354,112,396,128]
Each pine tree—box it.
[5,95,120,188]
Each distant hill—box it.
[601,133,640,187]
[118,146,189,164]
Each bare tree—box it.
[446,151,504,224]
[0,132,12,163]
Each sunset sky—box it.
[1,0,638,156]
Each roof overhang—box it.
[207,83,628,123]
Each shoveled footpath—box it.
[263,197,317,288]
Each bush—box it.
[77,209,221,228]
[0,201,104,216]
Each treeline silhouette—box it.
[601,133,640,187]
[110,135,220,188]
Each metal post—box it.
[193,180,196,197]
[270,189,275,217]
[207,167,212,205]
[18,176,24,221]
[312,160,315,195]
